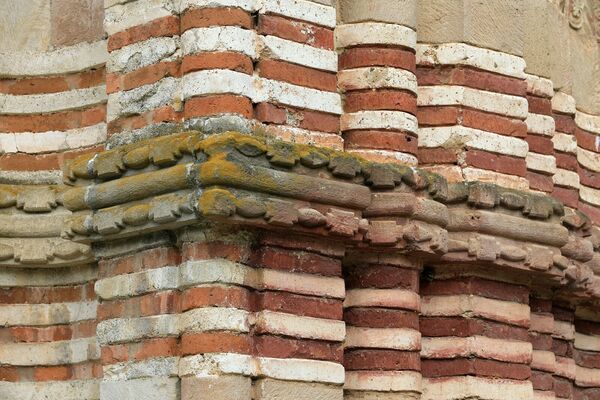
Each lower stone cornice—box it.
[1,130,600,305]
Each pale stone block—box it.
[0,86,107,115]
[107,77,179,121]
[261,35,337,72]
[182,27,257,58]
[183,69,255,100]
[0,133,17,153]
[554,356,576,380]
[552,92,576,114]
[341,111,418,134]
[103,357,180,381]
[526,113,555,136]
[259,0,336,28]
[260,78,342,114]
[0,264,97,287]
[182,375,252,400]
[51,0,104,47]
[0,300,97,326]
[417,43,526,78]
[418,126,529,158]
[523,0,556,79]
[417,0,525,56]
[531,350,556,373]
[100,377,179,400]
[525,73,554,98]
[526,153,557,175]
[421,295,530,327]
[422,376,533,400]
[462,167,529,190]
[580,185,600,207]
[530,312,555,334]
[344,371,421,393]
[421,336,532,364]
[0,379,100,400]
[253,311,345,341]
[575,332,600,352]
[569,30,600,115]
[576,365,600,387]
[417,86,528,119]
[533,390,555,400]
[0,40,107,77]
[0,337,99,366]
[552,133,577,154]
[97,314,179,344]
[335,23,416,50]
[338,0,416,29]
[0,0,51,52]
[344,289,420,311]
[345,327,420,351]
[576,110,600,135]
[578,147,600,172]
[254,378,342,400]
[179,307,250,333]
[179,259,255,288]
[552,168,579,189]
[95,266,179,299]
[108,36,179,73]
[337,67,417,94]
[104,0,176,35]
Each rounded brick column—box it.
[573,312,600,399]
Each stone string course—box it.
[1,0,600,400]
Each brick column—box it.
[343,252,422,399]
[337,0,418,165]
[420,274,533,399]
[530,297,557,400]
[574,111,600,225]
[96,236,181,399]
[574,313,600,399]
[552,305,576,400]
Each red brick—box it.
[249,246,341,276]
[255,102,287,124]
[555,152,578,171]
[180,286,252,313]
[530,298,553,313]
[553,306,575,322]
[182,52,253,75]
[552,186,579,208]
[297,109,339,133]
[417,147,459,164]
[34,366,71,382]
[258,231,346,257]
[254,335,342,362]
[465,149,527,177]
[344,130,418,154]
[344,90,416,114]
[0,105,106,133]
[552,338,574,358]
[0,145,103,171]
[257,14,333,49]
[0,282,95,304]
[574,349,600,368]
[184,95,253,119]
[182,241,250,262]
[107,61,180,93]
[181,332,251,355]
[554,376,573,398]
[420,317,530,341]
[133,337,179,360]
[99,247,180,278]
[256,291,343,320]
[422,358,530,380]
[554,112,576,134]
[101,345,129,364]
[256,102,339,133]
[530,332,553,351]
[258,59,337,92]
[578,201,600,225]
[575,320,600,336]
[421,277,529,303]
[339,47,415,72]
[575,127,600,153]
[526,135,555,155]
[344,308,419,330]
[344,349,420,371]
[181,7,252,31]
[0,68,104,95]
[0,366,19,382]
[418,106,460,126]
[345,264,419,290]
[107,106,182,135]
[461,109,527,138]
[527,95,553,115]
[9,320,96,342]
[531,370,554,390]
[108,16,180,51]
[417,66,526,97]
[527,171,554,192]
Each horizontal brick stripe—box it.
[344,349,420,371]
[466,148,527,177]
[258,14,333,49]
[107,106,182,135]
[101,337,179,364]
[4,320,97,343]
[421,277,530,303]
[99,247,180,278]
[344,264,419,290]
[420,317,530,341]
[553,186,578,207]
[0,145,102,171]
[108,15,180,51]
[184,94,253,119]
[182,52,253,75]
[107,61,180,93]
[248,246,341,277]
[339,47,415,72]
[526,135,555,155]
[527,95,553,115]
[254,102,339,133]
[0,105,106,133]
[344,130,418,154]
[181,7,253,32]
[0,361,101,382]
[0,68,105,95]
[0,282,95,304]
[556,152,578,171]
[344,89,416,114]
[257,59,337,92]
[344,308,419,330]
[422,358,531,380]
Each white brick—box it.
[261,268,345,299]
[533,391,555,400]
[417,86,528,119]
[183,69,254,100]
[107,77,179,121]
[0,265,97,287]
[526,153,556,175]
[261,35,337,72]
[576,365,600,387]
[530,313,554,334]
[422,376,533,400]
[421,295,530,327]
[105,0,176,35]
[531,350,556,373]
[337,67,417,94]
[580,185,600,207]
[576,110,600,134]
[575,332,600,351]
[578,147,600,172]
[260,0,336,28]
[526,113,555,136]
[95,266,179,300]
[260,78,342,114]
[421,336,532,363]
[108,37,179,73]
[345,371,422,392]
[552,132,577,153]
[552,92,576,114]
[0,86,107,114]
[418,126,529,158]
[182,26,257,58]
[254,311,345,341]
[179,307,250,333]
[97,314,179,344]
[0,337,99,366]
[4,124,107,154]
[345,327,420,351]
[341,111,417,134]
[525,74,554,98]
[417,43,526,79]
[100,377,179,400]
[0,41,106,77]
[462,167,530,190]
[344,289,420,311]
[553,168,580,189]
[555,356,576,380]
[0,380,100,400]
[335,23,416,50]
[103,357,179,381]
[0,301,97,326]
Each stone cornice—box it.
[1,130,598,306]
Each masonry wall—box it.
[1,1,600,400]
